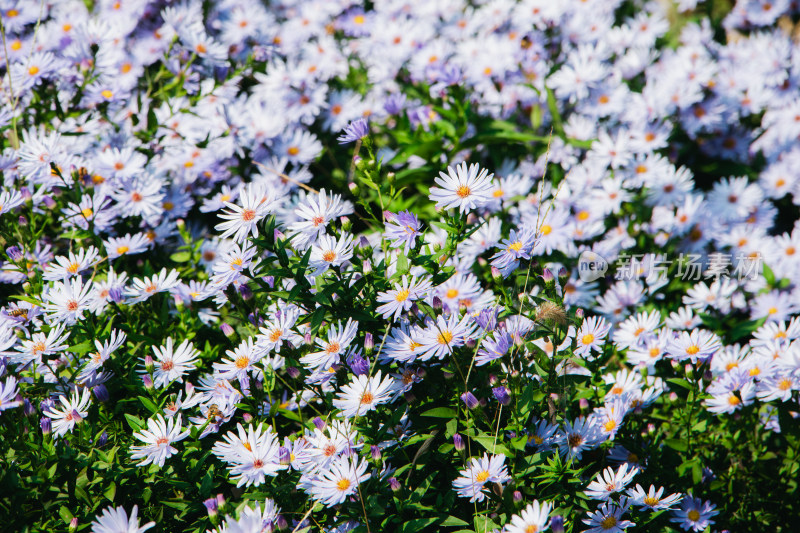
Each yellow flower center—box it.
[643,496,659,506]
[101,89,113,99]
[287,146,300,156]
[28,65,39,75]
[235,356,249,369]
[360,392,374,405]
[581,333,595,345]
[728,395,741,406]
[508,241,523,252]
[395,289,410,302]
[456,185,471,198]
[322,250,337,262]
[437,331,453,345]
[337,479,351,491]
[446,288,459,299]
[600,516,617,529]
[116,246,129,255]
[81,207,93,218]
[604,420,617,432]
[687,510,701,521]
[475,470,489,482]
[686,345,700,355]
[540,224,552,235]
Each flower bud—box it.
[550,516,565,533]
[492,386,511,406]
[558,267,568,282]
[340,216,352,232]
[142,374,154,391]
[453,433,465,451]
[348,182,359,195]
[460,391,479,409]
[93,384,109,402]
[287,366,300,379]
[97,431,108,447]
[69,517,78,533]
[362,259,372,274]
[40,417,52,435]
[6,246,22,262]
[23,398,35,417]
[488,374,498,386]
[144,355,154,373]
[364,332,374,355]
[220,323,235,338]
[491,266,503,282]
[243,412,253,423]
[575,308,584,319]
[313,417,326,430]
[542,268,554,285]
[203,497,218,518]
[239,284,253,301]
[43,196,56,208]
[279,446,291,465]
[370,445,382,461]
[432,296,443,311]
[276,515,288,530]
[389,477,401,491]
[579,398,589,411]
[216,493,226,510]
[513,491,523,503]
[386,171,395,183]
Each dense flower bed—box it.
[1,1,800,532]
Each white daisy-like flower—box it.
[124,268,180,304]
[585,463,640,501]
[44,387,92,438]
[376,275,432,321]
[309,233,354,275]
[0,376,22,413]
[504,499,552,533]
[429,162,494,214]
[309,455,371,507]
[300,318,359,371]
[452,453,511,502]
[43,277,94,325]
[213,337,265,381]
[215,184,276,243]
[42,246,100,281]
[332,370,396,418]
[130,414,190,467]
[212,423,286,487]
[148,338,200,388]
[90,505,155,533]
[625,484,683,510]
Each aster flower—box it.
[0,376,22,413]
[429,162,495,214]
[255,306,304,353]
[585,463,640,500]
[332,370,396,418]
[557,416,603,461]
[42,246,100,281]
[418,313,477,361]
[148,338,200,388]
[90,505,154,533]
[376,275,431,321]
[309,455,371,507]
[300,319,358,371]
[215,185,277,243]
[452,453,510,502]
[309,233,354,275]
[490,227,538,278]
[504,500,552,533]
[213,337,265,382]
[44,387,92,438]
[666,329,721,363]
[104,233,151,260]
[289,189,351,250]
[125,268,180,304]
[582,498,635,533]
[574,316,611,358]
[43,277,93,325]
[625,484,683,510]
[0,189,24,216]
[338,118,369,144]
[384,210,422,253]
[212,423,286,487]
[130,414,190,467]
[670,497,718,532]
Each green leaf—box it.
[59,506,73,524]
[473,433,513,457]
[138,396,159,414]
[441,516,469,527]
[666,378,693,391]
[664,438,688,452]
[125,413,144,432]
[420,407,457,418]
[104,482,116,502]
[170,251,191,263]
[398,517,440,532]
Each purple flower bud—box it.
[203,497,218,517]
[108,287,124,303]
[6,246,22,262]
[492,386,511,405]
[389,477,401,491]
[575,308,584,319]
[18,216,27,226]
[370,445,381,461]
[42,196,56,208]
[216,493,226,509]
[488,374,498,386]
[287,366,300,379]
[551,515,565,533]
[144,355,154,373]
[69,517,78,532]
[348,352,369,376]
[264,276,275,288]
[93,384,109,402]
[579,398,589,411]
[243,412,253,423]
[558,267,568,281]
[491,266,502,281]
[542,268,554,283]
[460,391,479,409]
[97,431,108,446]
[313,417,326,430]
[348,182,358,194]
[238,284,253,301]
[279,446,291,465]
[23,398,35,417]
[220,323,235,338]
[513,491,523,503]
[364,332,374,355]
[40,398,55,412]
[453,433,465,451]
[142,374,154,391]
[304,332,313,345]
[40,417,52,435]
[20,186,31,200]
[274,229,284,241]
[276,515,288,530]
[432,296,443,311]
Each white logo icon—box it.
[578,251,608,282]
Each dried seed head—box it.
[535,301,567,325]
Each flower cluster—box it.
[1,0,799,532]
